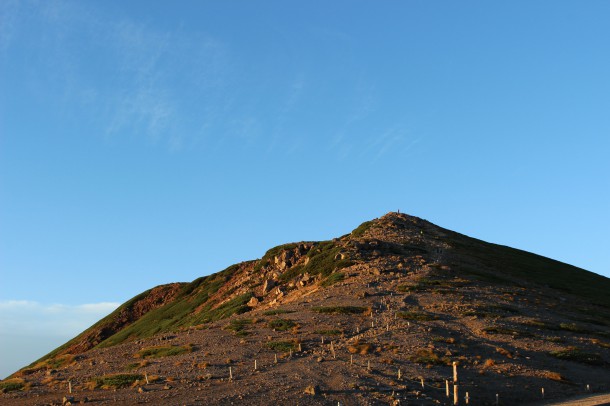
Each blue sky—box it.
[1,0,609,378]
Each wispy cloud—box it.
[0,300,119,379]
[0,300,119,336]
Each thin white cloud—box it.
[0,300,120,379]
[0,300,119,336]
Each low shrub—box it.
[93,374,143,389]
[550,347,604,365]
[266,340,297,352]
[0,378,26,393]
[397,311,438,321]
[268,318,296,331]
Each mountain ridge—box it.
[3,212,610,405]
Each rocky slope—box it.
[2,212,609,405]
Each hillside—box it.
[2,212,609,405]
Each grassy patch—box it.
[225,319,253,336]
[321,272,345,287]
[279,241,353,283]
[263,309,295,316]
[397,311,438,321]
[0,378,26,393]
[313,306,367,315]
[351,220,375,238]
[92,374,143,389]
[266,340,297,352]
[268,318,296,331]
[135,344,193,359]
[410,349,450,366]
[549,347,604,365]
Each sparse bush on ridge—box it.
[268,318,296,331]
[549,347,604,365]
[266,340,297,352]
[0,378,27,393]
[91,374,143,389]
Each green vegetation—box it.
[254,243,300,272]
[550,348,604,365]
[321,272,345,287]
[225,319,253,336]
[313,306,367,315]
[0,378,26,392]
[93,374,143,389]
[135,344,193,359]
[397,311,438,321]
[279,241,353,283]
[450,237,610,308]
[559,323,592,333]
[268,318,296,331]
[266,340,297,352]
[351,220,375,238]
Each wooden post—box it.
[145,372,149,384]
[420,378,424,389]
[453,385,458,405]
[371,321,374,328]
[274,353,278,364]
[356,326,360,334]
[397,369,401,380]
[495,393,499,406]
[254,360,257,370]
[298,343,302,352]
[330,341,336,359]
[367,360,371,371]
[446,380,449,397]
[541,388,544,398]
[586,384,590,392]
[386,323,389,331]
[322,336,324,344]
[453,362,458,384]
[68,380,72,394]
[350,355,353,365]
[229,366,233,380]
[465,392,469,404]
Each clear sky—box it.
[1,0,609,378]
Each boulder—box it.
[304,385,320,396]
[247,297,260,307]
[262,279,276,294]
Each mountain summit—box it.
[3,213,610,405]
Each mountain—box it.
[2,212,609,405]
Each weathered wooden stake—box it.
[495,393,499,406]
[330,341,336,359]
[145,372,149,384]
[229,366,233,380]
[397,369,401,380]
[356,326,360,334]
[446,380,450,397]
[586,384,590,391]
[541,388,544,398]
[465,391,470,404]
[68,380,72,394]
[298,343,302,352]
[371,321,374,328]
[420,378,424,389]
[386,323,389,331]
[254,360,257,370]
[453,361,458,384]
[321,336,324,344]
[453,384,458,405]
[274,353,278,364]
[367,360,371,371]
[394,312,397,320]
[350,355,353,365]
